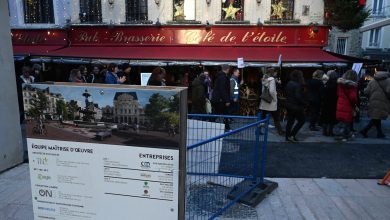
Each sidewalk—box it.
[1,164,389,220]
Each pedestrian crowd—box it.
[17,63,390,142]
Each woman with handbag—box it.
[360,71,390,138]
[284,70,306,142]
[335,70,358,141]
[259,68,285,136]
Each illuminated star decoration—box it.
[174,2,185,18]
[271,0,287,19]
[222,3,241,20]
[308,28,316,38]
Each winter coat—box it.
[364,72,390,120]
[336,78,358,122]
[305,78,324,107]
[211,71,230,103]
[105,71,120,84]
[285,80,306,111]
[191,76,207,114]
[259,77,278,111]
[321,78,338,124]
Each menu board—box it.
[24,83,186,220]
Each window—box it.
[372,0,384,15]
[173,0,195,21]
[369,28,381,47]
[336,38,348,55]
[270,0,294,20]
[221,0,244,21]
[23,0,54,23]
[79,0,102,23]
[126,0,148,22]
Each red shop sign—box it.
[11,29,68,46]
[69,25,329,47]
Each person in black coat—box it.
[305,70,324,131]
[211,65,231,129]
[320,71,339,136]
[285,70,307,142]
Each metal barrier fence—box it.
[186,114,270,220]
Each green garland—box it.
[325,0,370,32]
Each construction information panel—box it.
[28,138,179,220]
[23,83,187,220]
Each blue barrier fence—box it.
[186,113,270,220]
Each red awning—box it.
[13,45,64,56]
[47,46,345,63]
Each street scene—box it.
[1,0,390,220]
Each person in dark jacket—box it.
[335,70,358,141]
[211,65,231,130]
[147,67,166,86]
[285,70,307,142]
[305,70,324,131]
[118,63,137,85]
[191,74,207,114]
[320,70,339,136]
[360,71,390,138]
[228,68,241,115]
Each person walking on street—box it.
[285,70,306,142]
[211,65,231,130]
[191,73,207,114]
[147,67,166,86]
[321,70,339,136]
[259,68,285,136]
[360,71,390,138]
[335,70,358,141]
[306,70,324,131]
[229,68,241,115]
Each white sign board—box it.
[28,139,179,220]
[141,73,152,86]
[352,63,363,75]
[237,57,245,68]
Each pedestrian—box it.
[18,66,35,86]
[92,65,104,83]
[191,73,207,114]
[285,70,306,142]
[69,69,83,83]
[211,65,231,130]
[360,70,390,138]
[320,70,339,136]
[259,68,285,136]
[306,70,324,131]
[203,69,213,100]
[105,63,126,84]
[147,67,166,86]
[82,66,96,83]
[118,63,135,85]
[32,64,43,82]
[229,68,241,115]
[335,70,358,141]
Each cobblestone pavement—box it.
[1,164,390,220]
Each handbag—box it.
[260,85,273,103]
[205,98,212,114]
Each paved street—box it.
[1,164,390,220]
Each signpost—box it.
[24,83,187,220]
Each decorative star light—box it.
[174,3,185,18]
[271,0,287,19]
[308,29,316,38]
[222,3,241,20]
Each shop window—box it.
[336,38,348,55]
[369,28,381,47]
[23,0,54,24]
[173,0,196,21]
[79,0,102,23]
[126,0,148,22]
[372,0,385,16]
[270,0,294,20]
[221,0,244,21]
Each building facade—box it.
[113,92,145,124]
[360,0,390,67]
[9,0,325,27]
[23,86,64,120]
